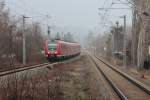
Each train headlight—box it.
[54,51,58,54]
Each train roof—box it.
[46,40,80,45]
[58,40,80,45]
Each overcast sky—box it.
[5,0,132,41]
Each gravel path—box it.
[47,55,114,100]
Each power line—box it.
[5,1,53,29]
[118,0,150,17]
[99,8,130,10]
[98,0,116,29]
[5,0,46,17]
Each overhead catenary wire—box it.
[118,0,150,16]
[5,0,54,32]
[6,0,46,17]
[98,0,115,29]
[5,0,50,21]
[98,0,128,32]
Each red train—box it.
[44,40,81,61]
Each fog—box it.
[5,0,132,43]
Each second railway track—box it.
[90,55,150,100]
[0,55,81,77]
[0,62,54,77]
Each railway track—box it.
[0,55,81,77]
[0,62,46,73]
[0,62,58,77]
[90,55,150,100]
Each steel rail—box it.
[0,55,81,77]
[0,62,49,73]
[0,62,56,77]
[90,56,128,100]
[95,56,150,95]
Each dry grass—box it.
[0,55,110,100]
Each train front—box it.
[45,40,60,61]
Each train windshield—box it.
[48,43,57,51]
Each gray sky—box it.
[5,0,132,41]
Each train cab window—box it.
[48,43,57,51]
